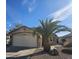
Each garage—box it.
[7,26,43,48]
[12,32,37,47]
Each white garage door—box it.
[12,33,37,47]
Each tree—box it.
[33,18,71,52]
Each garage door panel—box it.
[13,33,37,47]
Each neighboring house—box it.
[7,26,42,48]
[59,33,72,47]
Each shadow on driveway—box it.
[7,46,36,52]
[61,48,72,55]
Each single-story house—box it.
[7,26,58,48]
[7,26,42,48]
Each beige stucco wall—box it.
[12,32,37,47]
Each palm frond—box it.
[54,26,71,33]
[33,18,71,41]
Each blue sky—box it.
[6,0,72,36]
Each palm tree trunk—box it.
[42,37,50,52]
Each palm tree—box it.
[33,19,71,52]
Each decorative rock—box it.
[49,48,59,56]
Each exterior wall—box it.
[12,32,37,47]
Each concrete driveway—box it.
[7,47,43,58]
[6,45,62,58]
